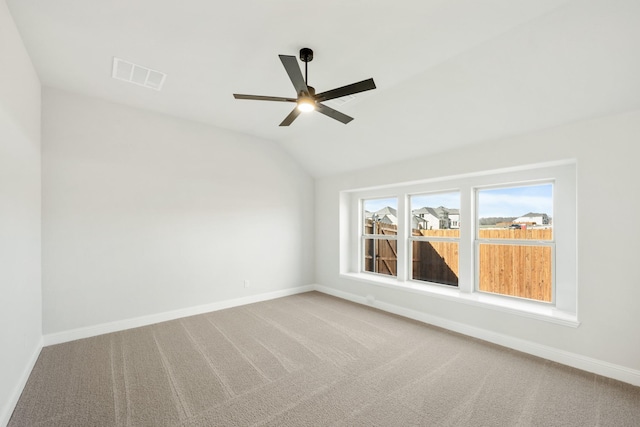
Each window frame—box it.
[360,197,399,278]
[341,161,578,326]
[408,191,461,287]
[474,182,556,304]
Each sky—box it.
[363,197,398,213]
[411,192,460,211]
[363,184,553,218]
[478,184,552,218]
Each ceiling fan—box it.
[233,48,376,126]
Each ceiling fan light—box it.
[297,98,315,113]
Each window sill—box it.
[340,272,580,328]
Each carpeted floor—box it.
[9,291,640,426]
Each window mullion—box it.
[458,186,473,293]
[396,193,407,282]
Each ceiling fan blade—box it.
[279,55,309,96]
[233,94,296,102]
[279,107,301,127]
[315,103,354,124]
[315,78,376,102]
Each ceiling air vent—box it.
[112,57,166,91]
[326,94,356,108]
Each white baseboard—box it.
[1,337,43,427]
[314,284,640,387]
[43,285,314,346]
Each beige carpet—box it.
[9,291,640,426]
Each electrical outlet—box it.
[244,280,250,288]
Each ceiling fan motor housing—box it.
[300,48,313,63]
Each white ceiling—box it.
[7,0,640,176]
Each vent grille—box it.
[326,94,356,107]
[112,57,166,91]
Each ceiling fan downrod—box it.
[300,48,313,87]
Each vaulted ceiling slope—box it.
[7,0,640,176]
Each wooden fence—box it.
[476,228,552,301]
[478,244,552,302]
[478,228,552,240]
[412,239,459,286]
[363,221,553,301]
[363,222,397,276]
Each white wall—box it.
[41,88,314,335]
[316,110,640,377]
[0,2,42,424]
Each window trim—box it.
[340,161,578,327]
[408,191,461,287]
[474,181,556,304]
[360,197,399,277]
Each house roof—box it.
[374,206,397,217]
[413,207,439,217]
[6,0,640,177]
[518,212,548,218]
[413,206,461,217]
[380,214,398,225]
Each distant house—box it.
[365,207,399,226]
[411,214,426,230]
[515,212,549,225]
[379,213,397,225]
[443,207,460,229]
[374,206,397,219]
[413,207,446,230]
[367,205,460,230]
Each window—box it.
[410,192,460,286]
[362,198,398,277]
[342,161,577,324]
[476,184,554,302]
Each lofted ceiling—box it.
[6,0,640,177]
